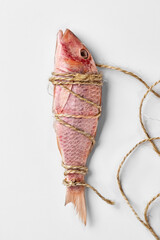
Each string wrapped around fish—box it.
[49,29,114,224]
[49,29,160,239]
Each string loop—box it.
[115,78,160,239]
[49,72,103,86]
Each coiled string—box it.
[116,80,160,240]
[97,64,160,239]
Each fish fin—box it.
[65,187,86,225]
[54,85,72,112]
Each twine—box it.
[97,64,160,239]
[96,64,160,98]
[116,79,160,239]
[50,72,103,86]
[139,83,160,155]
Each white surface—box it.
[1,0,160,239]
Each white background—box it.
[1,0,160,239]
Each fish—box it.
[53,29,102,224]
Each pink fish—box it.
[53,29,102,224]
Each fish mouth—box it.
[57,29,78,43]
[55,29,75,59]
[56,29,75,51]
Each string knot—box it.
[49,72,103,86]
[62,162,115,205]
[63,179,86,187]
[61,161,88,176]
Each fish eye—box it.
[80,49,88,59]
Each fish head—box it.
[54,29,97,73]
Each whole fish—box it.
[53,29,102,224]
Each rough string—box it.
[145,193,160,240]
[139,82,160,155]
[117,137,160,240]
[96,64,160,238]
[97,63,160,238]
[49,71,114,205]
[96,64,160,98]
[116,79,160,240]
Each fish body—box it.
[53,29,102,224]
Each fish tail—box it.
[65,186,86,225]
